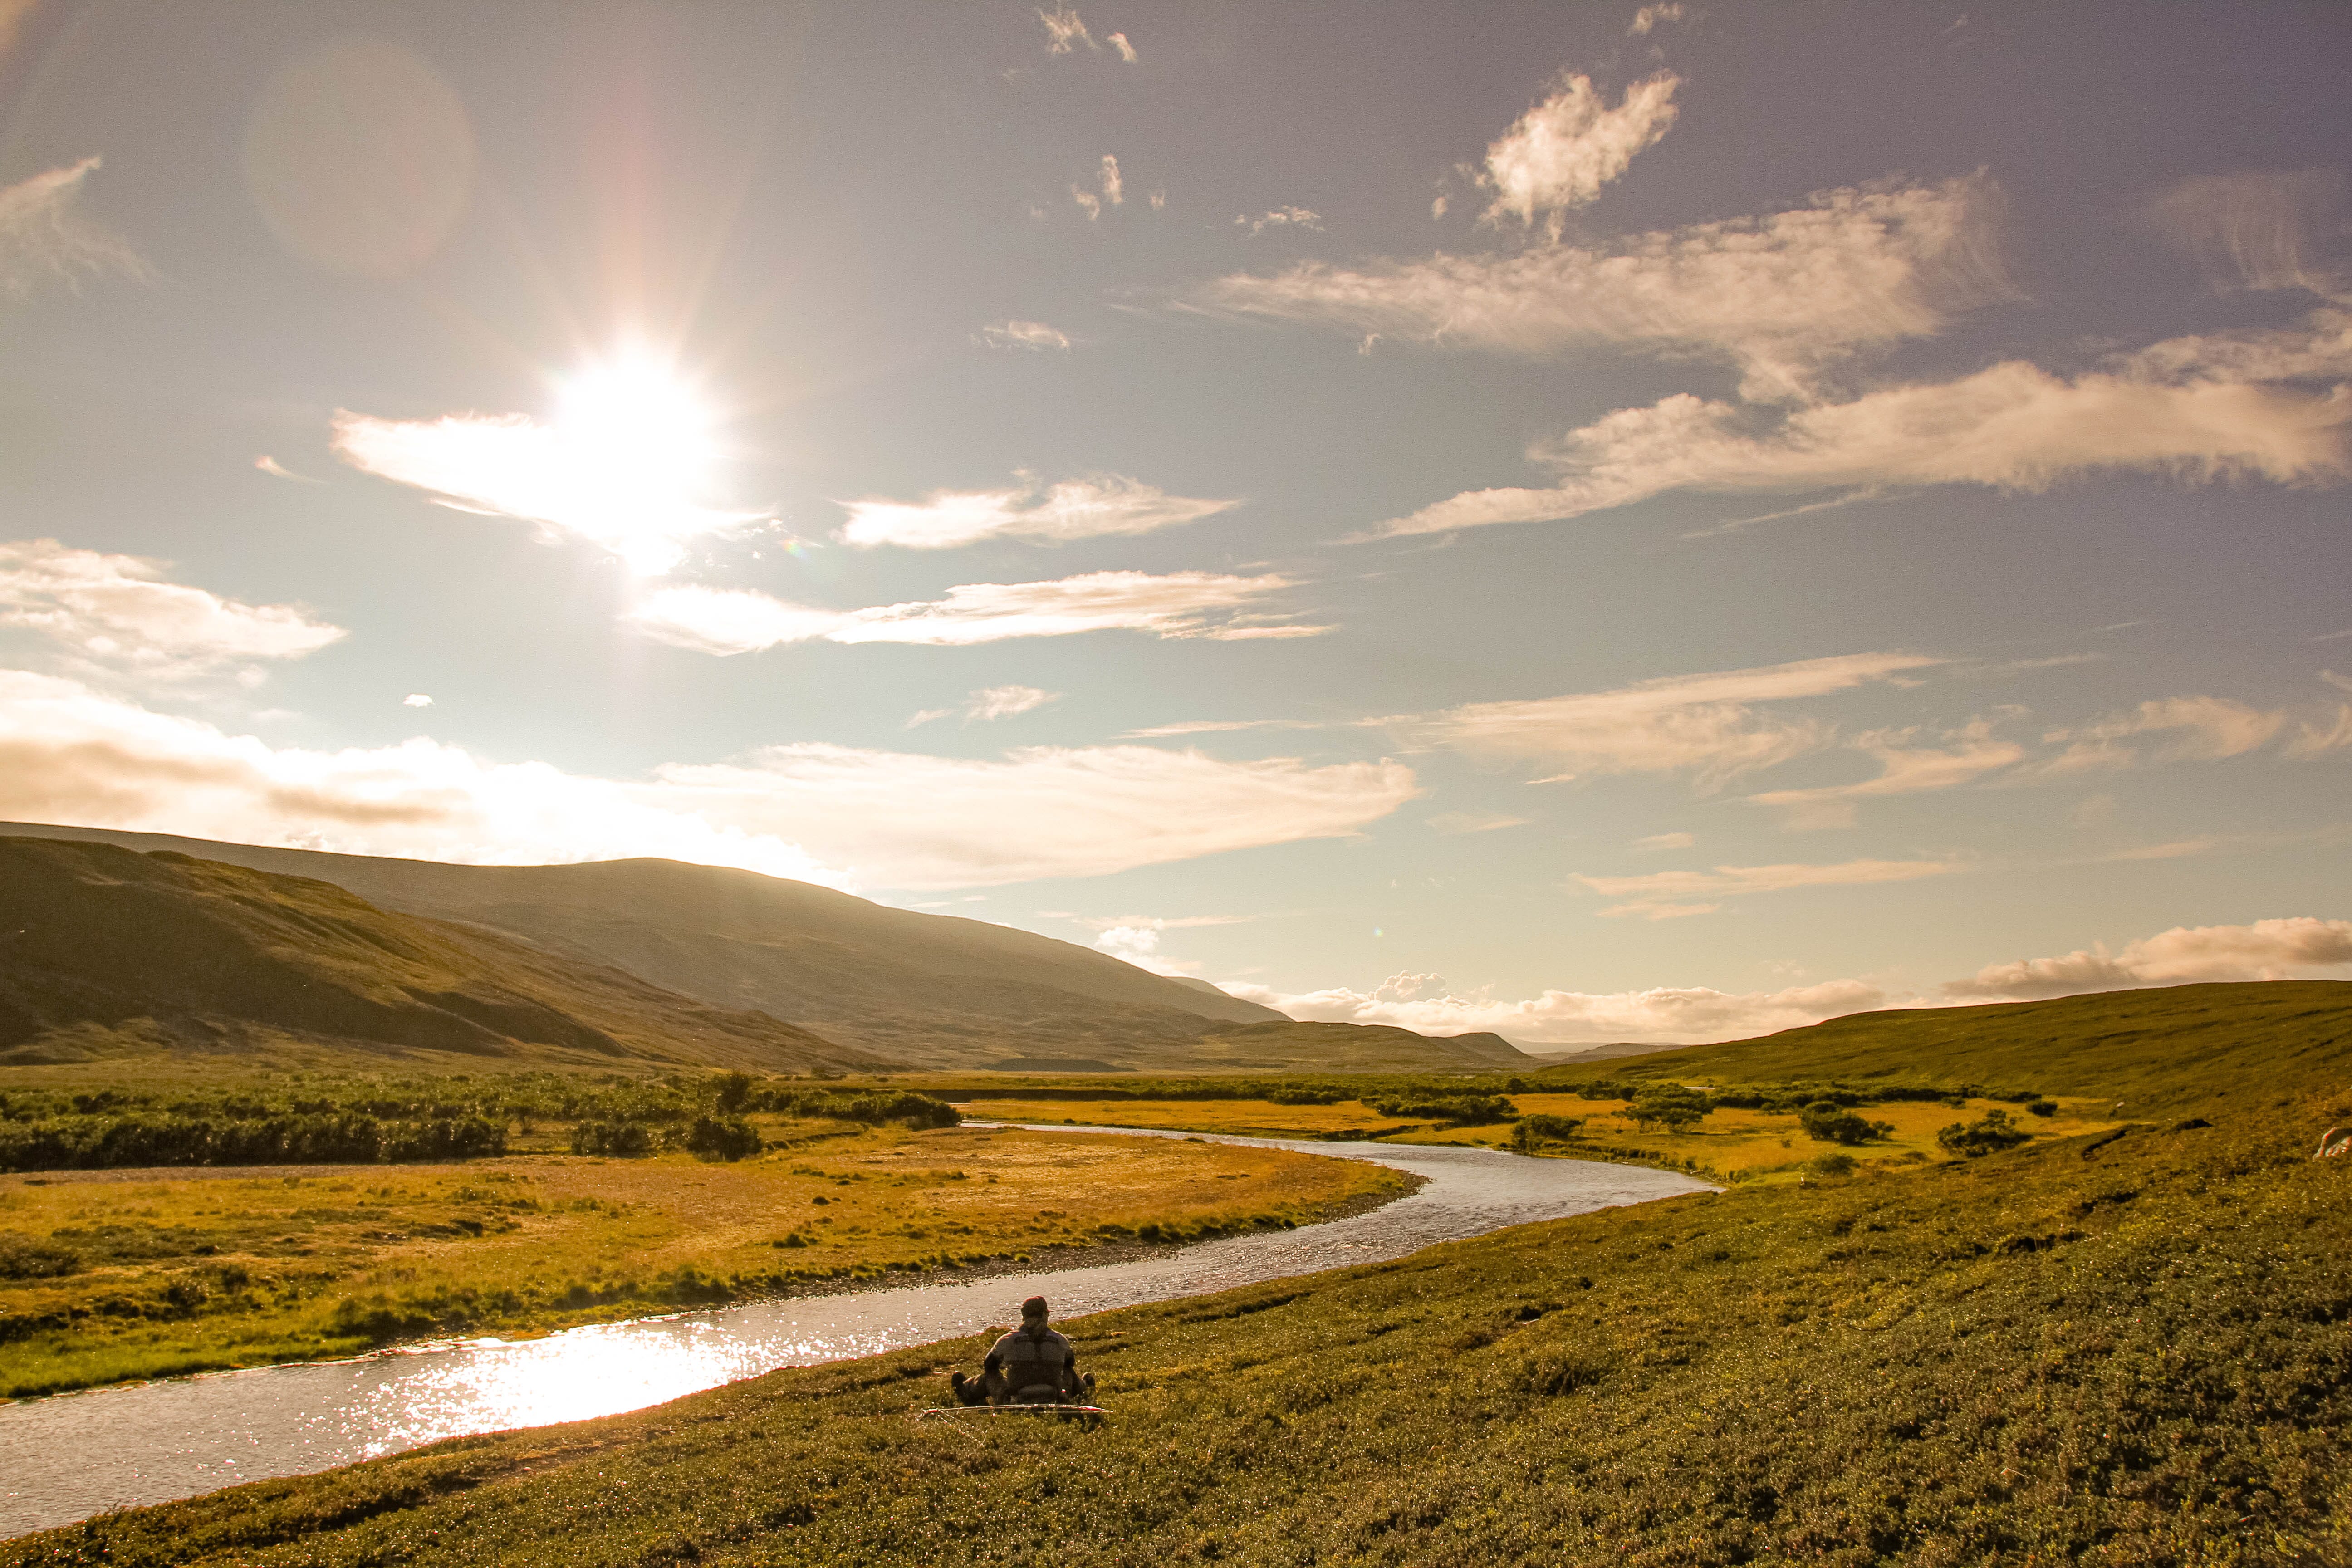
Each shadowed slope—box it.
[0,823,1292,1068]
[0,838,883,1073]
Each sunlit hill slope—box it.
[0,838,884,1074]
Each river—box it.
[0,1126,1710,1537]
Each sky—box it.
[0,0,2348,1045]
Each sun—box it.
[550,351,732,574]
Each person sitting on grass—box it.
[951,1295,1093,1406]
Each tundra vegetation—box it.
[9,992,2347,1567]
[0,1071,1405,1398]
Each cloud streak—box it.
[0,672,1419,891]
[1223,971,1887,1047]
[1384,651,1938,787]
[626,571,1323,655]
[1196,174,2016,400]
[332,401,769,575]
[1573,855,1959,920]
[837,471,1235,548]
[1478,72,1680,231]
[0,157,146,299]
[1944,917,2352,1001]
[1373,308,2352,537]
[0,539,345,680]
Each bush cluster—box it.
[0,1113,504,1172]
[1798,1101,1896,1146]
[1937,1107,2033,1156]
[1362,1093,1516,1126]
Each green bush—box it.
[1808,1152,1857,1177]
[1364,1093,1516,1126]
[682,1116,762,1161]
[1628,1086,1711,1132]
[568,1121,655,1157]
[1798,1101,1892,1146]
[1510,1114,1585,1152]
[1937,1107,2032,1156]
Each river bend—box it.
[0,1126,1709,1536]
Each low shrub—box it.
[1364,1093,1516,1126]
[1937,1107,2032,1157]
[1798,1102,1893,1146]
[682,1116,762,1161]
[569,1121,655,1157]
[1510,1114,1585,1152]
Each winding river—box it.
[0,1126,1710,1538]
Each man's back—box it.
[986,1325,1077,1401]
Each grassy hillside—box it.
[16,1039,2346,1565]
[0,839,882,1074]
[1183,1021,1533,1073]
[1561,980,2352,1113]
[0,823,1299,1069]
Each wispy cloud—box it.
[1627,4,1686,36]
[1037,5,1092,53]
[1573,856,1959,920]
[1384,652,1938,788]
[626,571,1320,655]
[1238,207,1323,236]
[1195,174,2016,401]
[979,319,1071,351]
[837,471,1235,548]
[0,157,146,299]
[1479,72,1680,232]
[908,685,1061,728]
[332,383,769,576]
[1943,916,2352,1001]
[1071,155,1123,221]
[1222,970,1885,1047]
[2141,168,2348,302]
[0,539,345,681]
[1371,307,2352,538]
[254,456,325,485]
[1630,831,1694,850]
[1425,810,1532,835]
[0,671,1418,891]
[1748,726,2026,828]
[1108,31,1137,62]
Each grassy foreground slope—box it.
[0,839,881,1074]
[13,984,2351,1566]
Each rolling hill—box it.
[0,838,886,1074]
[0,823,1528,1073]
[1548,979,2352,1112]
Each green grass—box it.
[9,980,2351,1564]
[0,1123,1404,1398]
[1556,980,2352,1113]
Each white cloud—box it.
[654,745,1420,888]
[979,319,1071,351]
[1748,726,2026,828]
[1099,155,1123,208]
[1196,174,2016,400]
[0,539,345,679]
[1038,5,1093,53]
[625,571,1321,655]
[0,157,146,299]
[403,693,433,708]
[2141,169,2348,301]
[1627,4,1686,36]
[1091,924,1190,975]
[1222,971,1886,1047]
[1238,207,1323,236]
[1479,72,1680,231]
[1630,831,1694,850]
[0,671,1419,891]
[1425,810,1532,835]
[1385,652,1938,788]
[1108,31,1137,62]
[964,684,1059,721]
[2027,695,2294,777]
[332,369,770,576]
[254,456,323,484]
[1573,856,1959,920]
[1072,186,1100,221]
[1942,916,2352,1001]
[837,471,1236,548]
[1373,308,2352,537]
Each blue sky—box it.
[1,0,2347,1042]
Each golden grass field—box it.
[963,1093,2123,1181]
[958,1097,1419,1139]
[0,1121,1406,1398]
